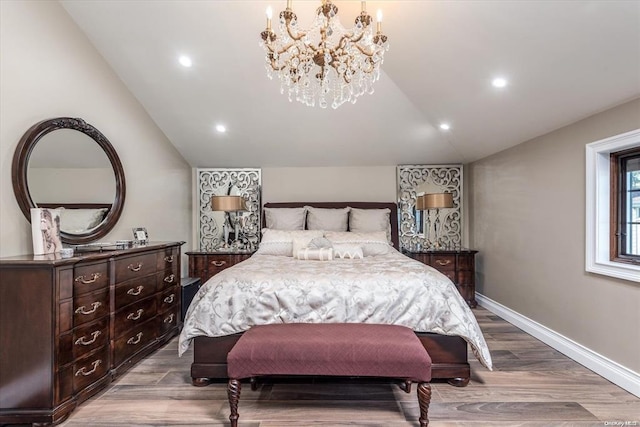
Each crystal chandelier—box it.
[260,0,389,109]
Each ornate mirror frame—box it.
[397,164,463,251]
[196,168,261,252]
[12,117,126,244]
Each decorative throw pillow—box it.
[333,244,364,259]
[308,237,333,249]
[256,229,323,256]
[264,207,306,230]
[305,206,349,231]
[348,207,392,243]
[291,233,326,256]
[295,247,334,261]
[325,231,391,256]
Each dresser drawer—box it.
[72,345,109,393]
[73,317,110,360]
[114,297,157,338]
[430,254,456,271]
[157,247,179,271]
[114,273,157,308]
[158,308,179,337]
[114,253,157,283]
[457,254,474,270]
[158,287,179,313]
[157,270,178,291]
[73,261,109,296]
[73,288,109,327]
[113,318,158,367]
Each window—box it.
[586,129,640,282]
[612,148,640,262]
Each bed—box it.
[180,202,492,387]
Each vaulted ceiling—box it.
[60,0,640,167]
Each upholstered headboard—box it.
[263,202,399,250]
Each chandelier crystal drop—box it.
[260,0,389,109]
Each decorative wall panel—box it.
[197,168,261,251]
[397,165,463,251]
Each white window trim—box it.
[585,128,640,282]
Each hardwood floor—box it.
[58,307,639,426]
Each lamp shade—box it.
[210,195,247,212]
[416,194,427,210]
[424,193,454,209]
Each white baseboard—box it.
[476,293,640,398]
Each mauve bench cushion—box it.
[227,323,432,382]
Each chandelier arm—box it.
[268,56,287,72]
[284,21,307,43]
[353,43,376,57]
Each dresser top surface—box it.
[403,249,478,255]
[0,241,184,265]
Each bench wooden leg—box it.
[417,382,431,427]
[228,378,241,427]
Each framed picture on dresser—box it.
[132,227,149,244]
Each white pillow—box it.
[305,206,349,231]
[333,244,364,259]
[59,208,108,233]
[264,207,306,230]
[295,247,333,261]
[349,207,392,243]
[256,229,323,256]
[324,231,391,257]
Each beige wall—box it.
[262,166,398,203]
[0,1,192,264]
[469,98,640,372]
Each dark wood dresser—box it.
[0,241,184,426]
[186,250,254,285]
[404,249,478,308]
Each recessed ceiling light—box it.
[439,123,451,131]
[492,77,508,88]
[215,124,227,133]
[179,55,192,68]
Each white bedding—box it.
[178,249,493,369]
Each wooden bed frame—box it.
[190,202,471,387]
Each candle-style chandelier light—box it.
[260,0,389,109]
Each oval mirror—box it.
[12,117,126,245]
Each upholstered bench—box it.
[227,323,433,426]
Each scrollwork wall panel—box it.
[397,165,463,251]
[197,168,261,251]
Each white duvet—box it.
[178,249,493,369]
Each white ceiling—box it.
[60,0,640,168]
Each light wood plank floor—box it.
[59,307,639,426]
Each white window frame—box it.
[585,128,640,282]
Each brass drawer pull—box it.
[127,309,144,320]
[436,259,452,266]
[164,313,175,324]
[75,272,102,284]
[163,294,175,304]
[127,263,143,272]
[75,302,101,315]
[211,260,226,267]
[127,286,144,296]
[127,332,143,345]
[75,330,101,346]
[164,255,174,263]
[163,274,175,283]
[75,359,101,377]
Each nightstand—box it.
[404,249,478,308]
[185,250,254,285]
